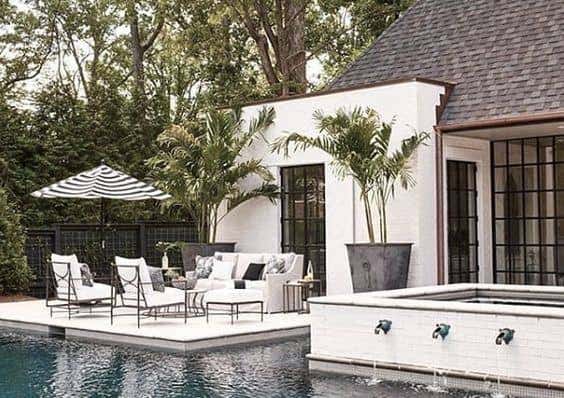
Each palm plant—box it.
[148,106,279,243]
[273,107,429,243]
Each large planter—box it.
[181,242,236,271]
[346,243,412,293]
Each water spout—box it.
[496,328,515,345]
[374,320,392,335]
[432,323,451,340]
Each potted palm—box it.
[273,107,428,292]
[148,107,279,270]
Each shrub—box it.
[0,187,32,294]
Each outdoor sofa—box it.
[195,252,304,313]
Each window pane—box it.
[524,165,538,190]
[525,247,540,273]
[541,246,556,273]
[495,193,506,216]
[556,136,564,162]
[494,167,506,192]
[523,138,538,164]
[524,192,538,217]
[557,192,564,217]
[525,219,539,244]
[558,219,564,245]
[539,137,553,163]
[495,220,506,244]
[508,140,522,164]
[493,141,507,165]
[507,167,523,191]
[540,191,555,217]
[540,219,555,244]
[507,193,523,217]
[555,164,564,189]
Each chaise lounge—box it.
[112,256,188,327]
[46,253,112,319]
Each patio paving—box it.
[0,300,310,352]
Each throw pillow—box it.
[80,263,94,287]
[262,255,286,280]
[243,263,266,281]
[147,266,165,292]
[195,255,214,279]
[208,259,234,280]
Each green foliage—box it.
[0,186,32,294]
[273,107,428,243]
[149,107,279,243]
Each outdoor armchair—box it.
[112,256,187,328]
[46,253,112,319]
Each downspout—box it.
[352,179,357,243]
[433,84,454,285]
[434,125,445,285]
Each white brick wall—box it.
[310,286,564,383]
[216,81,445,294]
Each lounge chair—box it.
[46,253,112,319]
[112,256,187,327]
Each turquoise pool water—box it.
[0,328,488,397]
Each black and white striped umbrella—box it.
[31,164,170,201]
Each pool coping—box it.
[309,283,564,319]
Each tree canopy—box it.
[0,0,413,227]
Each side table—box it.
[282,279,321,314]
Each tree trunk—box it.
[285,0,307,94]
[126,1,147,122]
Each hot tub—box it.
[308,284,564,397]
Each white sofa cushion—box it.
[234,253,264,280]
[209,259,234,280]
[205,288,263,304]
[196,278,233,290]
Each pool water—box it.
[0,328,490,397]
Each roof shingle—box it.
[329,0,564,126]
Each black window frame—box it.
[447,160,479,283]
[491,135,564,286]
[280,164,326,292]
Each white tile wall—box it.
[310,302,564,383]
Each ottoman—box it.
[205,288,264,324]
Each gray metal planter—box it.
[346,243,412,292]
[181,242,236,271]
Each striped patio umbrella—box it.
[31,163,170,202]
[31,162,170,257]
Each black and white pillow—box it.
[147,266,165,292]
[262,256,286,280]
[80,263,94,287]
[243,263,266,281]
[195,255,214,279]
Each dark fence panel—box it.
[25,222,197,297]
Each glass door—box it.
[447,160,479,283]
[280,165,326,292]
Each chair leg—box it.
[137,306,140,329]
[261,302,264,322]
[184,297,188,324]
[206,303,209,323]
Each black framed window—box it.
[492,136,564,286]
[447,160,479,283]
[281,165,326,292]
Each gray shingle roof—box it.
[329,0,564,126]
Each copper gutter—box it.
[218,77,454,110]
[437,110,564,133]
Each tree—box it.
[273,107,428,243]
[148,107,279,243]
[226,0,308,96]
[0,185,32,295]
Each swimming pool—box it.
[0,328,487,397]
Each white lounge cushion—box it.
[208,259,234,280]
[51,254,82,288]
[215,252,239,267]
[205,288,263,304]
[234,253,264,280]
[74,282,112,301]
[196,279,233,290]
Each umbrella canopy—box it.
[31,164,170,201]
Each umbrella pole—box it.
[101,198,107,270]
